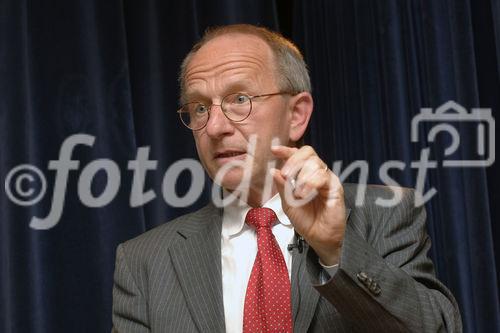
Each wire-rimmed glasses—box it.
[177,92,295,130]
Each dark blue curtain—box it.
[0,0,498,332]
[293,1,500,332]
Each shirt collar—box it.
[221,190,292,238]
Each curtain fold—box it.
[293,1,500,332]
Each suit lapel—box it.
[169,204,226,332]
[291,243,320,333]
[291,245,302,320]
[290,204,350,332]
[291,207,352,332]
[168,202,348,332]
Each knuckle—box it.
[302,177,320,188]
[303,158,317,170]
[301,145,315,154]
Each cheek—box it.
[268,103,291,131]
[193,137,201,154]
[194,136,209,161]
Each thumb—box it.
[270,168,302,211]
[271,167,318,211]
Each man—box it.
[112,24,462,332]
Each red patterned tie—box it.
[243,208,293,333]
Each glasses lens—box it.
[222,93,252,121]
[179,103,208,130]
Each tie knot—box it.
[245,207,278,230]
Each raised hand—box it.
[271,145,346,266]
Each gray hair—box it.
[179,24,311,103]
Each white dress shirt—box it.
[220,192,339,333]
[221,193,294,333]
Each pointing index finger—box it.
[270,145,298,160]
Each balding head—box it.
[179,24,311,103]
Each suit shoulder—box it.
[342,184,425,240]
[119,203,217,256]
[343,183,416,208]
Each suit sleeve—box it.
[306,189,462,332]
[112,244,150,332]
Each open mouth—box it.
[216,151,245,158]
[214,150,247,160]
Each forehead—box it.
[184,33,277,94]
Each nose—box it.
[205,104,235,138]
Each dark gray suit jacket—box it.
[112,184,462,332]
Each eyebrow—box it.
[184,80,258,103]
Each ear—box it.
[288,92,313,142]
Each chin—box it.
[211,169,248,191]
[219,177,246,192]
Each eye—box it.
[193,103,208,114]
[233,94,250,105]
